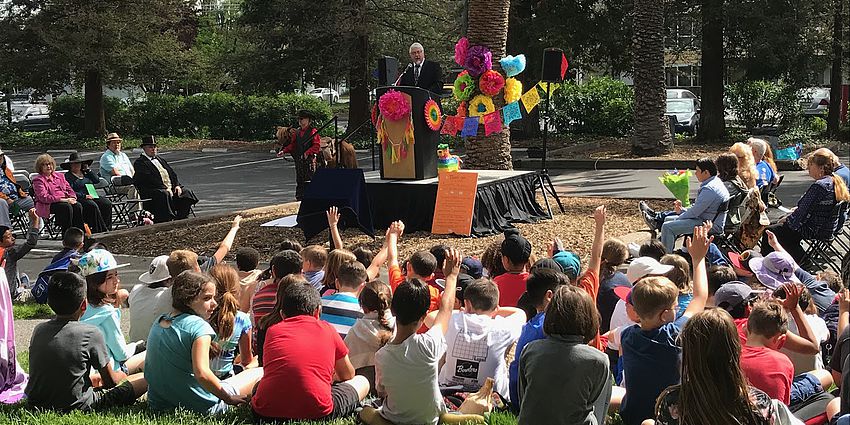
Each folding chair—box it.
[761,174,784,207]
[26,172,62,240]
[9,171,32,235]
[800,202,848,273]
[104,176,148,229]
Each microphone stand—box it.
[394,63,412,86]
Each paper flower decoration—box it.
[504,78,523,103]
[500,54,527,77]
[468,95,495,118]
[370,103,379,127]
[453,71,475,101]
[464,45,492,77]
[424,99,442,131]
[479,70,505,96]
[454,37,469,66]
[457,101,468,117]
[378,90,410,121]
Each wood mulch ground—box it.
[104,197,669,266]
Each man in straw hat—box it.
[132,136,198,223]
[99,133,139,205]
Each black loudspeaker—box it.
[541,48,568,83]
[378,57,399,86]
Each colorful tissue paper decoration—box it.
[464,45,492,77]
[483,111,503,136]
[424,99,442,131]
[441,116,463,136]
[457,101,468,117]
[370,103,379,127]
[499,54,526,77]
[468,94,495,118]
[436,143,462,172]
[454,37,469,67]
[378,90,411,121]
[504,78,522,103]
[479,70,505,96]
[502,101,522,126]
[453,71,475,101]
[461,117,479,137]
[520,87,541,113]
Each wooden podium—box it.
[376,86,439,180]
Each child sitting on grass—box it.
[345,280,395,392]
[321,248,357,296]
[301,245,328,291]
[79,249,144,374]
[25,271,147,411]
[493,229,532,307]
[618,223,711,425]
[386,220,440,311]
[208,264,253,379]
[145,271,263,414]
[518,285,611,425]
[251,281,369,421]
[660,254,692,319]
[360,248,485,425]
[320,261,367,338]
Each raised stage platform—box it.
[364,169,547,236]
[297,168,549,240]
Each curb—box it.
[513,158,803,171]
[201,148,228,153]
[93,201,301,242]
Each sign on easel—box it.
[431,171,478,236]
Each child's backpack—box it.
[31,250,79,304]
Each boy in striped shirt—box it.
[321,261,367,338]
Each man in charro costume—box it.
[278,110,323,200]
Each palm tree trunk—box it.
[827,0,842,136]
[631,0,672,156]
[697,0,725,143]
[464,0,513,170]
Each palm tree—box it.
[631,0,672,155]
[464,0,513,169]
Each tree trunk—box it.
[347,0,370,135]
[84,69,106,138]
[697,0,725,143]
[464,0,513,170]
[827,0,843,136]
[631,0,672,156]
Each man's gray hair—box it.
[409,42,424,53]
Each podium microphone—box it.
[394,63,412,86]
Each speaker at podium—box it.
[374,85,439,180]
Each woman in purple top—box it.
[32,154,84,234]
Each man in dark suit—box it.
[132,136,198,223]
[398,42,443,95]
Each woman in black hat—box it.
[62,152,111,233]
[277,110,323,200]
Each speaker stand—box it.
[535,82,565,219]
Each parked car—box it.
[666,98,699,135]
[308,88,339,103]
[798,87,830,116]
[666,89,700,110]
[10,103,51,131]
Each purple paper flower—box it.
[465,45,492,77]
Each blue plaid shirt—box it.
[787,177,841,239]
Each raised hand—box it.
[444,248,462,277]
[684,223,713,260]
[778,283,803,311]
[326,206,340,227]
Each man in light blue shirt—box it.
[99,133,134,179]
[640,158,730,251]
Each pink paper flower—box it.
[378,90,411,121]
[454,37,469,66]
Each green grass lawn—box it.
[13,303,54,320]
[9,350,518,424]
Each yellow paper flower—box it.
[504,78,522,104]
[468,95,495,118]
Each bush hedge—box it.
[49,93,333,141]
[725,80,801,131]
[552,77,634,137]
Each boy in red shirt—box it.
[251,282,369,420]
[493,229,531,307]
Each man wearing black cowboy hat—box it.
[277,110,323,200]
[132,136,198,223]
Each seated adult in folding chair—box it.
[639,157,731,252]
[132,136,197,223]
[99,132,136,197]
[61,153,112,233]
[762,149,850,263]
[0,149,35,229]
[32,154,85,235]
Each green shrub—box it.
[50,96,134,135]
[725,80,801,131]
[808,116,827,134]
[552,77,634,137]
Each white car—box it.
[308,88,339,103]
[666,89,700,110]
[798,87,830,116]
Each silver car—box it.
[666,99,699,135]
[798,87,830,116]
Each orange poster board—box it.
[431,171,479,236]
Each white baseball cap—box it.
[627,257,674,283]
[139,255,171,284]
